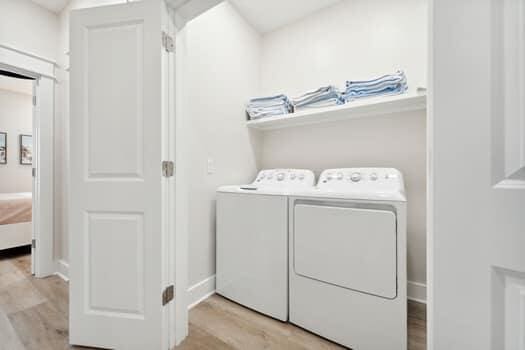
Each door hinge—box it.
[31,239,36,249]
[162,31,175,53]
[32,95,36,106]
[32,168,36,177]
[162,161,174,177]
[162,285,174,306]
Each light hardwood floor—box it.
[0,248,426,350]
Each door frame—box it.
[0,44,56,277]
[427,1,434,348]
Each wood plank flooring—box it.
[179,295,426,350]
[0,247,426,350]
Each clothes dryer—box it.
[289,168,407,349]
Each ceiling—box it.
[30,0,341,32]
[229,0,341,33]
[31,0,69,13]
[0,75,33,95]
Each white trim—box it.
[408,280,427,304]
[55,259,70,281]
[427,1,435,350]
[0,46,56,80]
[185,275,425,310]
[174,24,190,346]
[187,275,216,309]
[31,77,55,278]
[0,44,56,66]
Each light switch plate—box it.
[207,158,215,174]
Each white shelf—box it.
[246,91,427,131]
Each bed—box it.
[0,192,32,251]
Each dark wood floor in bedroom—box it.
[0,248,426,350]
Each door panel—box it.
[69,1,170,349]
[430,0,525,349]
[86,212,145,317]
[492,0,525,188]
[86,21,144,179]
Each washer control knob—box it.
[370,173,378,181]
[267,173,273,180]
[350,172,362,182]
[298,173,305,180]
[290,173,296,180]
[276,173,285,181]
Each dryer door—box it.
[293,204,397,299]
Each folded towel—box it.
[292,86,345,110]
[246,94,292,120]
[344,71,408,101]
[247,105,291,119]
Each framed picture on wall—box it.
[0,132,6,164]
[19,134,32,165]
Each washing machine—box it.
[289,168,407,349]
[216,169,315,321]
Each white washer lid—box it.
[217,169,315,195]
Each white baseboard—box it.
[407,280,426,304]
[187,275,216,309]
[185,276,426,307]
[55,259,69,282]
[52,267,424,306]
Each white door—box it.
[430,0,525,349]
[69,1,173,349]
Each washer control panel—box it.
[317,168,405,198]
[254,169,315,188]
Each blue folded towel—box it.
[344,71,408,101]
[292,86,345,110]
[246,94,292,120]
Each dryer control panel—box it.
[317,168,405,200]
[254,169,315,189]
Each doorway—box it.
[0,72,35,267]
[0,58,56,279]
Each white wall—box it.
[0,88,33,193]
[181,2,261,286]
[0,0,59,60]
[258,0,428,287]
[260,0,427,97]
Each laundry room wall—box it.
[179,2,262,288]
[258,0,428,299]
